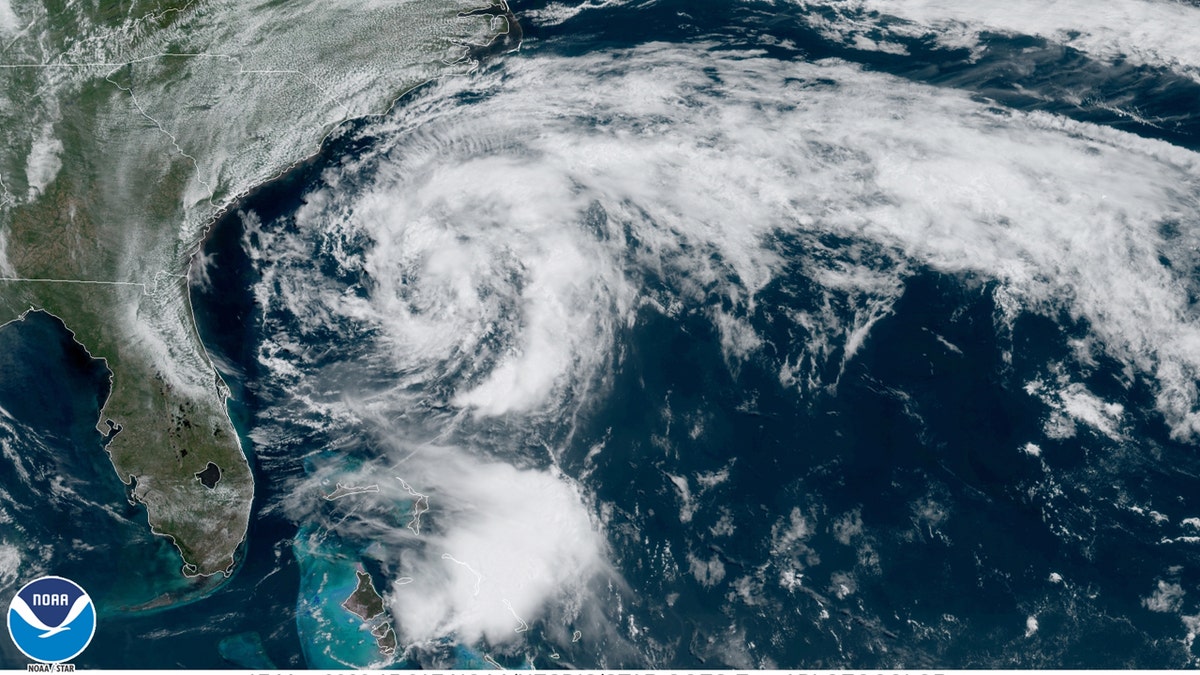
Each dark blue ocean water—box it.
[4,0,1200,668]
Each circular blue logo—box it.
[6,576,96,664]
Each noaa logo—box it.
[6,576,95,664]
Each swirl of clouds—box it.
[250,38,1200,648]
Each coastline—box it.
[176,0,525,582]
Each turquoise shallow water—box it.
[293,526,395,669]
[217,631,275,669]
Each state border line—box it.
[0,276,151,292]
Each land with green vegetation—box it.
[372,621,399,656]
[342,569,398,656]
[342,570,386,622]
[0,0,505,578]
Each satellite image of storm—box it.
[2,0,1200,670]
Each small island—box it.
[371,622,398,656]
[323,483,380,501]
[341,570,385,621]
[340,569,400,657]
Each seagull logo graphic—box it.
[9,595,91,638]
[6,576,96,664]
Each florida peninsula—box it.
[0,0,505,577]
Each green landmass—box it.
[342,568,399,657]
[0,280,252,575]
[371,622,398,656]
[0,0,506,579]
[342,569,386,622]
